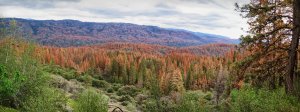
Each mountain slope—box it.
[70,43,235,56]
[2,18,239,47]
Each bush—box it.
[142,91,211,112]
[42,65,78,80]
[117,85,139,97]
[126,102,137,112]
[77,75,93,86]
[112,83,122,91]
[229,86,300,112]
[0,105,18,112]
[22,87,67,112]
[119,95,134,103]
[90,72,104,80]
[160,96,176,112]
[92,79,110,89]
[0,64,23,107]
[176,91,212,112]
[143,98,160,112]
[106,87,114,93]
[74,88,109,112]
[135,93,148,105]
[143,97,175,112]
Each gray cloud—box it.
[87,7,179,18]
[180,0,229,9]
[0,0,80,9]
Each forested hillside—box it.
[38,44,241,89]
[1,18,239,47]
[66,43,235,56]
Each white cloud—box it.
[0,0,249,39]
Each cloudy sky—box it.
[0,0,249,39]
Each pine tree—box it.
[185,64,193,89]
[235,0,293,89]
[137,60,147,87]
[110,59,119,82]
[128,63,137,85]
[286,0,300,94]
[214,64,228,105]
[169,68,185,93]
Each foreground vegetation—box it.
[0,40,299,112]
[0,27,299,112]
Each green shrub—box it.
[22,87,67,112]
[61,71,77,80]
[106,87,114,93]
[112,83,122,91]
[118,95,134,103]
[229,86,300,112]
[143,98,160,112]
[126,102,137,112]
[0,64,24,107]
[160,96,176,112]
[92,79,110,89]
[203,92,212,101]
[0,105,18,112]
[135,93,148,105]
[91,72,104,80]
[42,65,78,80]
[74,88,109,112]
[176,91,211,112]
[117,85,139,97]
[142,91,211,112]
[77,75,93,86]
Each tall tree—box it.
[110,59,119,82]
[128,63,137,84]
[169,68,185,93]
[286,0,300,93]
[235,0,293,89]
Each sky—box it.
[0,0,249,39]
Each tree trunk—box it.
[286,0,300,94]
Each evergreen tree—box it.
[120,63,127,84]
[185,64,193,89]
[128,63,137,85]
[110,59,119,82]
[286,0,300,94]
[137,60,147,87]
[169,68,185,93]
[236,0,293,89]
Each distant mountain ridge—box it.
[1,18,239,47]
